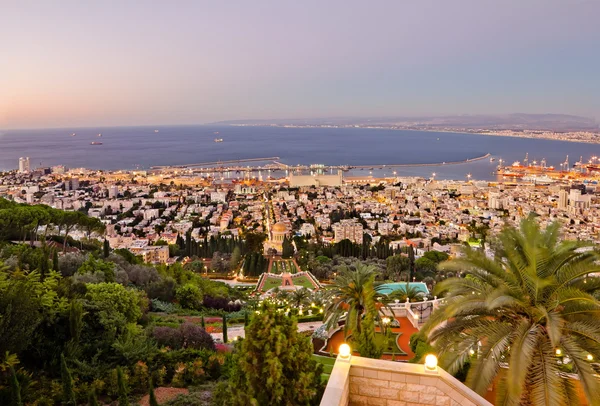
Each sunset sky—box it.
[1,0,599,129]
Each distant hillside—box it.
[213,114,598,132]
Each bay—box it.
[1,125,599,181]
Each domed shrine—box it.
[264,221,287,254]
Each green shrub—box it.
[151,299,179,313]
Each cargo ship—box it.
[214,138,223,143]
[90,141,103,145]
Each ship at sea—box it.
[97,133,102,137]
[70,133,76,137]
[214,138,223,143]
[154,129,159,133]
[90,141,103,145]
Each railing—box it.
[383,297,445,329]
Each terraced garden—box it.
[270,258,299,274]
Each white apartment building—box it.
[18,157,30,173]
[488,192,504,210]
[108,185,119,199]
[210,191,227,202]
[333,219,364,244]
[558,189,569,210]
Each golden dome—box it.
[272,222,287,233]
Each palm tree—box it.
[325,263,376,335]
[325,263,391,337]
[422,216,600,405]
[379,282,425,303]
[290,287,311,308]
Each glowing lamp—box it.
[424,354,438,372]
[555,349,562,356]
[469,349,475,356]
[339,343,351,360]
[587,354,594,361]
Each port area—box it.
[150,153,491,174]
[496,155,600,184]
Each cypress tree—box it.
[9,366,22,406]
[201,315,206,329]
[88,389,99,406]
[222,315,228,343]
[117,367,129,406]
[356,312,383,359]
[408,245,415,282]
[40,246,50,279]
[53,248,60,272]
[61,353,76,405]
[220,304,323,405]
[69,300,84,345]
[185,232,192,257]
[103,239,110,258]
[249,253,257,277]
[148,377,159,406]
[176,234,185,249]
[244,311,249,326]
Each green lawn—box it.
[312,355,335,383]
[261,276,283,291]
[291,275,317,289]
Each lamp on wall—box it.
[424,354,438,373]
[339,343,352,361]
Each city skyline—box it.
[1,0,599,129]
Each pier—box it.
[151,153,491,173]
[151,157,281,169]
[348,153,491,169]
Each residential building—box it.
[333,219,364,244]
[18,157,30,173]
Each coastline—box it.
[228,124,600,145]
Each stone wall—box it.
[320,355,491,406]
[349,366,469,406]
